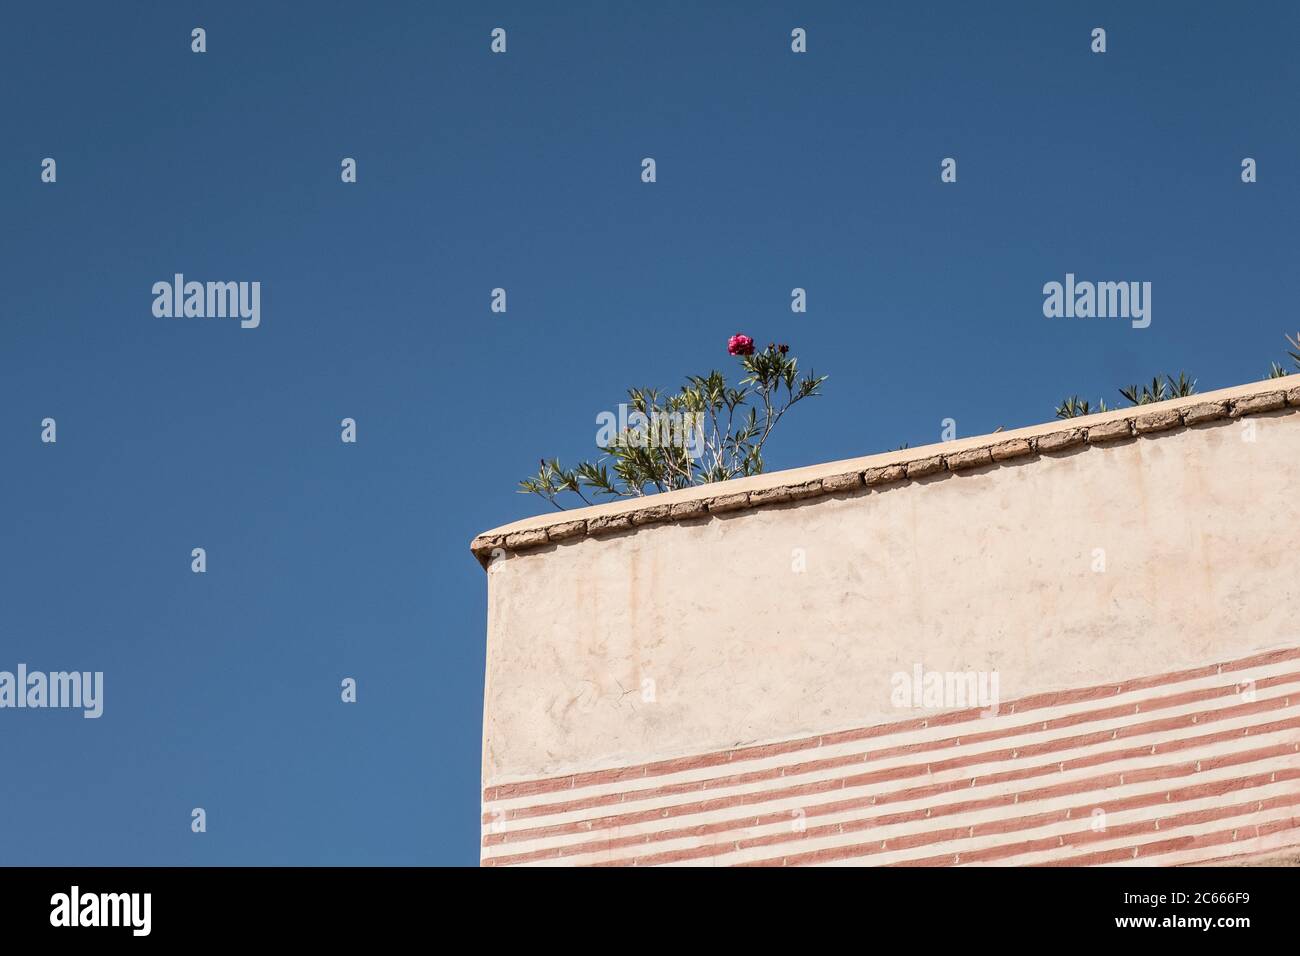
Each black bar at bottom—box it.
[0,864,1289,942]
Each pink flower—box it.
[727,334,755,356]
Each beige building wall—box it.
[474,379,1300,866]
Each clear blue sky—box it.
[2,2,1296,866]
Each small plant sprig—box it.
[1267,332,1300,378]
[1056,372,1196,419]
[1054,395,1109,420]
[1118,372,1197,406]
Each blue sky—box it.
[1,1,1296,865]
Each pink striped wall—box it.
[482,647,1300,866]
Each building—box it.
[472,378,1300,866]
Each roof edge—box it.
[471,378,1298,567]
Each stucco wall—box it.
[476,379,1300,866]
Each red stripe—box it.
[733,792,1300,868]
[1035,819,1300,867]
[1175,838,1300,867]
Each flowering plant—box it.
[520,337,826,509]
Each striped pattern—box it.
[481,647,1300,866]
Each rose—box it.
[727,334,755,356]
